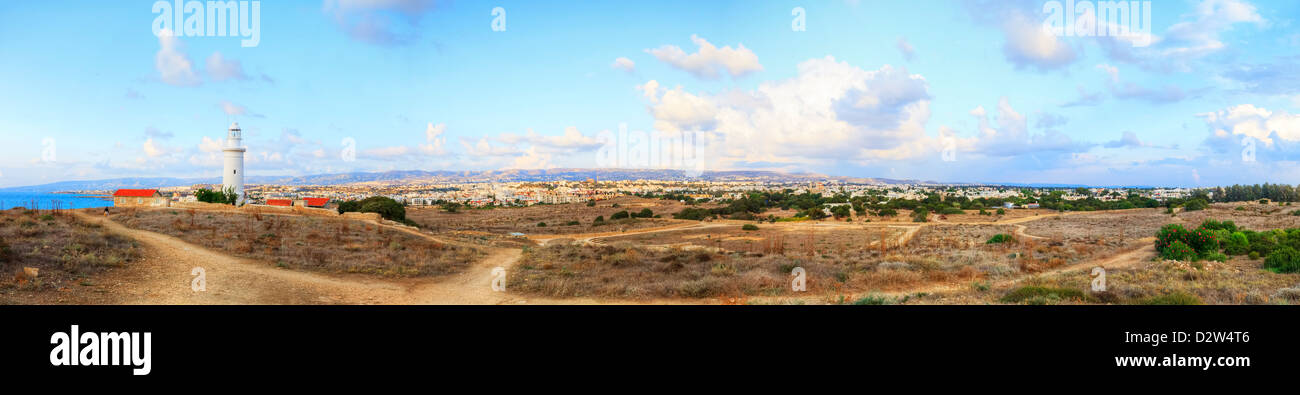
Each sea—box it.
[0,192,114,210]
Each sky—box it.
[1,0,1298,188]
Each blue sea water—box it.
[0,192,114,210]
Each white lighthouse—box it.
[222,122,246,205]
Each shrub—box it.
[1293,210,1300,216]
[1249,251,1261,260]
[1200,219,1238,232]
[1138,291,1202,305]
[610,210,630,220]
[852,295,893,305]
[986,234,1016,244]
[996,208,1006,215]
[537,222,546,227]
[877,208,898,217]
[635,208,653,218]
[1155,223,1217,254]
[1264,246,1300,273]
[1000,286,1085,303]
[1224,232,1250,255]
[910,208,929,223]
[593,216,605,225]
[338,196,407,222]
[1161,240,1197,261]
[1183,198,1209,211]
[564,221,580,226]
[741,224,759,231]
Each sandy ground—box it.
[14,208,1165,305]
[67,211,679,305]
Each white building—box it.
[222,122,247,205]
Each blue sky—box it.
[1,0,1298,188]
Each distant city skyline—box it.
[2,0,1299,189]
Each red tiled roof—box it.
[303,197,329,207]
[266,199,292,206]
[113,189,158,197]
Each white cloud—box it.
[637,80,660,102]
[1199,104,1300,147]
[645,35,763,79]
[611,57,635,72]
[206,52,248,81]
[142,138,173,157]
[420,122,447,155]
[155,29,199,86]
[641,56,935,166]
[1000,12,1077,71]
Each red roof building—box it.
[112,189,167,207]
[302,197,329,208]
[112,189,160,197]
[266,199,293,207]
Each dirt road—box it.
[74,212,637,305]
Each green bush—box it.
[1264,246,1300,273]
[986,234,1016,244]
[1202,251,1228,262]
[338,196,407,223]
[996,208,1006,215]
[741,224,759,231]
[1199,219,1237,232]
[1161,240,1197,261]
[1249,251,1261,260]
[852,295,893,305]
[635,208,654,218]
[1223,232,1250,255]
[610,210,630,220]
[537,222,546,227]
[910,208,929,223]
[1183,198,1209,211]
[1138,291,1202,305]
[1000,286,1085,303]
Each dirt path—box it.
[74,211,657,305]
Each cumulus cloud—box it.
[155,29,199,86]
[420,122,447,155]
[611,57,635,72]
[641,57,934,166]
[1199,104,1300,148]
[206,52,249,81]
[645,35,763,79]
[999,11,1077,71]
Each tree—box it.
[611,210,630,220]
[911,208,929,223]
[831,205,851,219]
[339,196,408,223]
[877,208,898,218]
[636,208,653,218]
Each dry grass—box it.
[0,208,143,296]
[110,208,483,277]
[406,196,692,235]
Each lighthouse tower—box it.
[222,122,246,205]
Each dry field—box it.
[508,203,1300,304]
[0,208,144,303]
[406,196,695,235]
[109,208,484,277]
